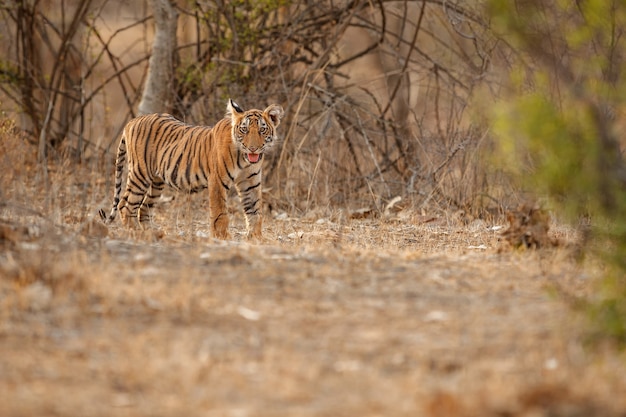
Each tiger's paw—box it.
[245,229,264,242]
[212,230,232,240]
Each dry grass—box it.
[1,129,626,417]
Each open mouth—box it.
[247,153,261,163]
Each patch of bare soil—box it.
[1,198,626,417]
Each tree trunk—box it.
[138,0,178,115]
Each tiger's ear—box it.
[226,99,245,119]
[264,104,284,127]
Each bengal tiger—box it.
[98,99,284,239]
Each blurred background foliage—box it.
[487,0,626,343]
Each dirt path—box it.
[1,214,625,417]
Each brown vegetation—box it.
[1,1,626,415]
[2,119,626,416]
[0,0,506,214]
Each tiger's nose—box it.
[249,146,259,152]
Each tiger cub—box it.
[99,99,284,239]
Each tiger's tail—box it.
[99,134,127,224]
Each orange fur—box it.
[99,99,284,239]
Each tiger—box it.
[98,99,284,239]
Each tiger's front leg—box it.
[209,176,231,240]
[236,171,263,240]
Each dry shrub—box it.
[0,117,106,314]
[501,203,558,249]
[0,1,513,218]
[0,220,35,249]
[3,250,86,297]
[0,224,95,315]
[0,119,37,193]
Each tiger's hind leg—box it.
[118,171,151,229]
[137,180,165,227]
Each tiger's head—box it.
[227,99,284,164]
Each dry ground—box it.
[1,146,626,416]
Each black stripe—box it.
[159,131,179,176]
[229,147,235,164]
[243,201,259,216]
[198,145,210,177]
[236,149,244,170]
[243,200,258,212]
[155,120,178,173]
[242,196,259,213]
[243,182,261,193]
[129,189,147,197]
[213,213,225,227]
[222,160,234,182]
[171,153,184,184]
[185,140,197,183]
[141,116,156,170]
[127,174,148,189]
